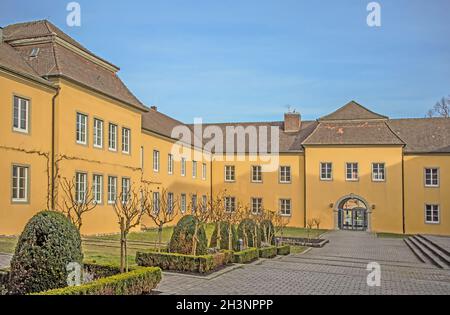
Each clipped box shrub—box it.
[0,270,9,295]
[9,211,83,295]
[233,248,259,264]
[210,222,238,251]
[277,245,291,256]
[83,263,124,279]
[34,267,161,295]
[136,250,232,274]
[169,215,207,255]
[258,246,277,259]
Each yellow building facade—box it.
[1,20,449,236]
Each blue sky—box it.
[1,0,449,122]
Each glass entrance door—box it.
[339,208,367,231]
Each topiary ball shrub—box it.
[259,220,275,245]
[238,219,261,248]
[9,211,83,295]
[209,221,238,251]
[168,215,207,255]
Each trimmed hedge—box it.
[169,215,208,255]
[210,222,238,251]
[233,248,259,264]
[0,271,9,295]
[136,250,233,274]
[34,267,161,295]
[83,263,125,279]
[9,211,83,295]
[258,246,277,259]
[277,245,291,256]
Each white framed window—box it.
[107,176,117,204]
[168,192,174,213]
[225,165,235,182]
[168,154,174,175]
[191,194,198,212]
[425,168,439,187]
[93,118,103,148]
[202,195,207,211]
[372,163,385,182]
[320,162,332,181]
[279,199,291,216]
[181,193,187,213]
[192,161,197,178]
[280,166,291,183]
[346,163,358,181]
[121,177,130,204]
[13,96,29,133]
[202,163,207,180]
[122,127,131,154]
[93,174,103,204]
[12,165,29,202]
[75,172,87,203]
[152,191,160,213]
[425,204,440,224]
[225,196,236,213]
[251,165,262,183]
[153,150,160,172]
[251,197,263,215]
[76,113,88,145]
[181,158,186,176]
[108,123,117,151]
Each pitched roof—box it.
[302,120,404,146]
[388,118,450,153]
[2,20,146,111]
[319,101,388,121]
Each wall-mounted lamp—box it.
[329,203,334,208]
[372,205,376,210]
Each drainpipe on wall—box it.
[401,152,406,234]
[51,86,60,211]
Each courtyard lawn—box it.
[377,232,411,239]
[278,227,327,239]
[0,237,17,254]
[290,246,309,254]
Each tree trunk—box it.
[120,218,125,273]
[124,232,129,273]
[217,221,222,249]
[158,223,163,252]
[228,222,233,251]
[192,222,199,255]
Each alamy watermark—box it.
[367,2,381,27]
[366,262,381,287]
[66,2,81,27]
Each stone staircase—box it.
[404,235,450,270]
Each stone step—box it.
[404,238,429,264]
[418,235,450,257]
[407,237,449,270]
[415,235,450,267]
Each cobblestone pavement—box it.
[0,254,12,269]
[156,231,450,295]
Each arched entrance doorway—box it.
[334,195,371,231]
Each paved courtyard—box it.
[156,231,450,295]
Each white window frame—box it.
[202,163,207,180]
[320,162,332,181]
[93,118,103,148]
[76,113,88,145]
[121,177,130,204]
[251,197,263,215]
[152,191,160,213]
[12,165,29,203]
[425,204,440,224]
[251,165,262,183]
[108,123,118,151]
[202,195,207,211]
[168,192,174,214]
[107,176,117,204]
[424,168,439,187]
[168,154,174,175]
[153,150,160,172]
[346,163,359,181]
[372,163,386,182]
[279,166,291,183]
[181,158,186,177]
[13,96,29,134]
[93,174,103,204]
[279,199,292,216]
[225,196,236,213]
[192,161,197,179]
[191,194,198,212]
[225,165,235,182]
[75,172,87,204]
[181,193,187,213]
[122,127,131,154]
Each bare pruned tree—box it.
[222,199,243,251]
[189,193,211,255]
[144,187,179,252]
[113,185,147,273]
[58,176,98,231]
[274,212,291,246]
[208,191,227,249]
[427,96,450,118]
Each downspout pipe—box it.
[51,86,60,210]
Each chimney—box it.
[284,112,301,132]
[150,105,157,111]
